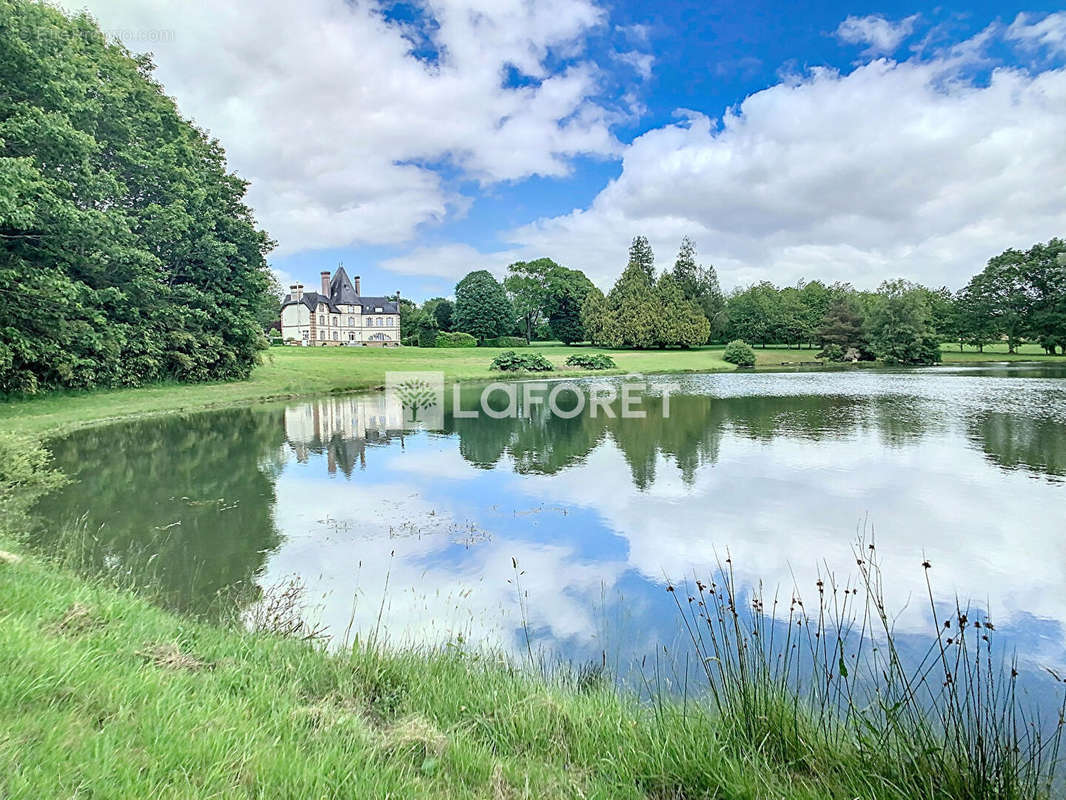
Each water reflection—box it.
[31,366,1066,700]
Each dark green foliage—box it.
[432,299,454,332]
[433,331,476,348]
[0,1,274,394]
[489,350,554,372]
[454,270,514,342]
[654,273,711,348]
[626,235,656,283]
[398,298,424,339]
[483,336,528,348]
[867,280,942,365]
[582,238,710,349]
[957,239,1066,354]
[564,353,616,370]
[546,268,596,344]
[672,237,725,342]
[722,340,756,367]
[417,318,439,347]
[815,296,871,358]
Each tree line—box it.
[0,1,276,395]
[404,235,1065,366]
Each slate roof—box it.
[281,268,399,313]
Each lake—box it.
[31,363,1066,702]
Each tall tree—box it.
[867,280,942,365]
[654,274,711,348]
[671,237,700,298]
[0,1,274,394]
[433,298,455,332]
[815,295,870,357]
[580,287,611,347]
[626,236,657,283]
[504,258,558,341]
[605,258,658,348]
[453,270,513,341]
[546,267,596,344]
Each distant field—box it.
[3,341,1063,439]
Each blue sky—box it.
[79,0,1066,299]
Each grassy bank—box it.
[0,345,729,439]
[3,540,1059,799]
[3,341,1064,440]
[3,354,1064,797]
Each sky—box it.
[71,0,1066,300]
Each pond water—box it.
[31,363,1066,703]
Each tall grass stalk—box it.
[670,539,1066,799]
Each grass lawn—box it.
[3,341,1064,440]
[0,344,733,439]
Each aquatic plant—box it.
[669,542,1066,799]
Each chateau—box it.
[280,266,401,345]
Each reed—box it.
[669,539,1066,799]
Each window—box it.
[348,317,354,327]
[318,315,324,325]
[332,330,338,340]
[387,317,394,326]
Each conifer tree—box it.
[626,236,657,283]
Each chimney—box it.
[320,270,331,298]
[292,284,303,301]
[354,275,361,295]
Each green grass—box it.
[0,545,882,800]
[0,344,731,439]
[3,341,1063,440]
[2,345,1064,797]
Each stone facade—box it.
[280,266,402,346]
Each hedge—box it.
[435,331,478,348]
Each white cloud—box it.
[72,0,621,254]
[1007,12,1066,55]
[836,13,920,55]
[613,49,654,80]
[379,243,517,279]
[500,53,1066,290]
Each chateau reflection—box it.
[282,393,407,475]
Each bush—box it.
[483,336,528,348]
[817,343,845,362]
[722,339,756,367]
[489,351,554,372]
[434,331,477,348]
[565,353,616,370]
[402,334,418,347]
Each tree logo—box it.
[386,372,444,429]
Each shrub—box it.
[565,353,616,370]
[722,339,756,367]
[483,336,529,348]
[817,343,845,362]
[401,334,418,347]
[489,351,554,372]
[434,331,477,348]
